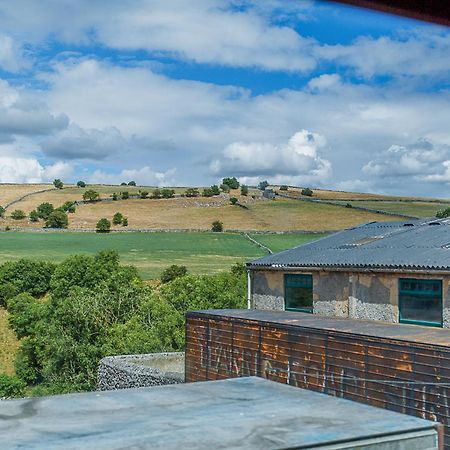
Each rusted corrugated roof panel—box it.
[248,218,450,271]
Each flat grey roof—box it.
[248,218,450,270]
[0,377,439,449]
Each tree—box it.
[128,181,136,186]
[301,187,313,197]
[121,191,129,200]
[160,265,188,283]
[139,190,149,199]
[202,187,214,197]
[120,182,127,186]
[82,190,99,202]
[122,217,128,227]
[240,185,248,196]
[53,179,63,189]
[185,188,199,197]
[61,201,76,213]
[220,183,230,193]
[37,202,54,219]
[76,181,86,188]
[112,212,123,225]
[0,374,25,399]
[0,206,5,218]
[29,210,39,222]
[111,192,118,201]
[11,210,26,220]
[210,185,220,195]
[96,218,111,233]
[152,189,161,199]
[230,197,238,205]
[436,207,450,218]
[45,210,68,229]
[222,177,239,189]
[258,180,269,190]
[211,220,223,232]
[161,188,175,199]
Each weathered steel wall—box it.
[185,310,450,449]
[250,269,450,327]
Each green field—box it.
[0,231,324,279]
[331,201,450,218]
[249,233,328,253]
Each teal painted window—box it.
[284,274,313,313]
[399,278,442,327]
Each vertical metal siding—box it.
[185,311,450,449]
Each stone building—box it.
[247,219,450,328]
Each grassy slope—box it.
[0,307,19,375]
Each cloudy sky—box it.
[0,0,449,196]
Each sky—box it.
[0,0,449,197]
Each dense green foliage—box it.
[37,202,54,219]
[113,212,124,225]
[202,187,214,197]
[436,207,450,218]
[3,251,246,395]
[139,190,149,199]
[0,374,25,398]
[160,265,188,283]
[61,201,76,213]
[220,183,230,193]
[11,210,26,220]
[222,177,239,189]
[96,218,111,232]
[161,188,175,199]
[128,181,136,186]
[185,188,199,197]
[53,179,64,189]
[122,217,128,227]
[230,197,238,205]
[210,185,220,195]
[45,210,69,229]
[121,191,130,200]
[83,190,100,202]
[258,180,269,190]
[240,185,248,196]
[77,181,86,188]
[212,220,223,232]
[29,210,39,222]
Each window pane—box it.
[285,286,313,311]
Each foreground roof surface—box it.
[0,377,439,450]
[249,218,450,270]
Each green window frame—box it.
[284,274,313,313]
[399,278,443,328]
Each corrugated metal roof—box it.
[248,218,450,270]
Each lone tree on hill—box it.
[128,181,136,186]
[45,210,68,229]
[53,179,63,189]
[76,181,86,188]
[222,177,239,189]
[113,212,124,225]
[211,220,223,232]
[37,202,54,219]
[96,218,111,233]
[83,190,100,202]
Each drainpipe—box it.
[247,269,252,309]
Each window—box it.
[399,278,442,327]
[284,274,313,313]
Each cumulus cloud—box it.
[0,157,72,183]
[0,34,29,72]
[210,130,332,185]
[88,167,177,186]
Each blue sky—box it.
[0,0,449,196]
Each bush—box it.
[161,188,175,199]
[36,202,54,219]
[139,190,149,199]
[160,265,188,283]
[7,293,45,339]
[11,210,26,220]
[258,180,269,190]
[96,218,111,232]
[152,189,161,199]
[220,183,230,193]
[0,205,5,217]
[185,188,199,197]
[128,181,136,186]
[61,201,76,213]
[82,190,99,202]
[210,185,220,195]
[212,220,223,232]
[122,217,128,227]
[230,197,238,205]
[112,212,123,225]
[240,185,248,196]
[121,191,129,200]
[111,192,118,201]
[280,185,288,191]
[45,210,68,228]
[202,188,214,197]
[301,187,313,197]
[0,374,25,399]
[29,210,39,222]
[436,207,450,218]
[53,179,64,189]
[77,181,86,188]
[222,177,239,189]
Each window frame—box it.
[398,278,443,328]
[284,273,313,313]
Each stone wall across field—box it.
[97,352,185,391]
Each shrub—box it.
[240,185,248,196]
[301,187,313,197]
[160,265,188,283]
[220,183,230,193]
[112,212,123,225]
[139,190,149,199]
[345,203,353,208]
[0,374,25,399]
[212,220,223,232]
[76,181,86,188]
[0,205,5,217]
[7,293,45,339]
[37,202,54,219]
[82,190,99,202]
[230,197,238,205]
[128,181,136,186]
[161,188,175,199]
[53,179,63,189]
[152,189,161,199]
[258,180,269,190]
[436,208,450,218]
[210,185,220,195]
[121,191,129,200]
[29,210,39,222]
[11,210,26,220]
[0,282,19,306]
[112,192,118,201]
[45,210,69,228]
[185,188,199,197]
[61,201,76,213]
[122,217,128,227]
[96,218,111,232]
[222,177,239,189]
[280,185,288,191]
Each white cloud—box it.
[88,167,177,186]
[211,130,332,185]
[0,34,29,72]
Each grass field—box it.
[0,307,19,376]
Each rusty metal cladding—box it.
[185,309,450,449]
